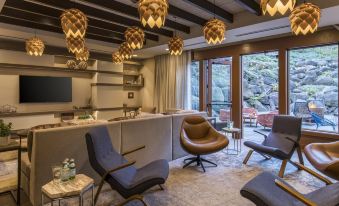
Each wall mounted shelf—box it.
[91,83,124,87]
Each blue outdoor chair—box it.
[310,112,336,131]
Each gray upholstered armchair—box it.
[243,115,304,177]
[85,126,169,206]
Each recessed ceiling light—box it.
[132,54,138,57]
[166,48,169,51]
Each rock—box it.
[221,88,230,101]
[212,87,224,102]
[316,76,335,86]
[269,92,279,106]
[323,91,338,107]
[293,89,302,93]
[297,73,306,79]
[306,60,318,66]
[243,89,254,100]
[253,100,268,112]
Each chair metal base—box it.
[183,155,217,172]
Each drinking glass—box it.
[228,121,234,129]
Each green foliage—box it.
[78,114,93,120]
[0,120,12,137]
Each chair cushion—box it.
[240,172,295,206]
[20,152,31,178]
[300,182,339,206]
[244,141,288,159]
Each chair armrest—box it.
[285,137,300,146]
[293,162,333,185]
[95,161,136,204]
[275,179,317,206]
[122,145,146,156]
[253,130,268,138]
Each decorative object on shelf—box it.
[0,120,12,146]
[75,47,90,61]
[128,92,134,99]
[289,2,321,35]
[25,36,45,56]
[261,0,296,16]
[203,18,226,45]
[0,104,17,114]
[119,42,133,60]
[168,36,184,56]
[60,8,88,38]
[125,26,145,49]
[66,37,85,54]
[66,60,77,69]
[77,61,88,70]
[112,52,123,64]
[138,0,168,28]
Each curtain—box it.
[154,51,191,113]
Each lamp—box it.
[203,18,226,45]
[261,0,296,16]
[60,8,88,38]
[119,42,133,60]
[66,37,85,54]
[75,47,90,61]
[112,52,123,64]
[125,27,145,49]
[138,0,168,28]
[289,2,320,35]
[25,36,45,56]
[168,36,184,56]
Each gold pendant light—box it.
[203,18,226,45]
[168,36,184,56]
[112,52,123,64]
[138,0,169,28]
[66,37,85,54]
[119,42,133,60]
[261,0,296,16]
[60,8,88,38]
[289,2,321,35]
[125,27,145,50]
[25,37,45,56]
[75,47,90,61]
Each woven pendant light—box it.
[112,52,123,64]
[261,0,296,16]
[289,3,321,35]
[61,8,88,38]
[138,0,168,28]
[168,36,184,56]
[25,37,45,56]
[203,18,226,45]
[75,47,90,61]
[119,42,133,60]
[66,37,85,54]
[125,27,145,50]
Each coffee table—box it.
[41,174,94,206]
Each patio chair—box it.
[243,115,304,178]
[310,112,336,131]
[256,111,278,129]
[243,107,257,127]
[219,109,231,121]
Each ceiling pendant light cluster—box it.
[26,36,45,56]
[125,27,145,50]
[66,37,85,54]
[289,2,321,35]
[261,0,296,16]
[168,36,184,56]
[203,18,226,45]
[61,8,88,38]
[138,0,169,28]
[75,47,90,61]
[112,52,123,64]
[119,42,133,60]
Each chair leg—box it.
[159,184,164,190]
[201,158,217,167]
[243,150,253,164]
[117,195,148,206]
[296,146,304,166]
[279,160,288,178]
[183,158,197,168]
[257,152,271,160]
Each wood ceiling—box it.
[0,0,262,46]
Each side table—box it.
[0,139,21,205]
[222,127,242,155]
[41,174,94,206]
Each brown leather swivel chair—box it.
[304,141,339,180]
[180,116,229,172]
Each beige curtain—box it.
[154,51,191,113]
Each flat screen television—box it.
[19,76,72,103]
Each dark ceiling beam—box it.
[0,38,112,61]
[182,0,233,23]
[82,0,191,33]
[234,0,261,15]
[32,0,173,37]
[5,0,159,41]
[1,7,125,44]
[169,5,207,26]
[0,15,124,44]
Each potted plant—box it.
[0,120,12,145]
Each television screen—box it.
[19,76,72,103]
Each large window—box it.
[289,44,339,132]
[190,61,199,110]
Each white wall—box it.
[140,58,155,108]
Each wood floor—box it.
[0,189,32,206]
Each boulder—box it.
[212,87,224,102]
[316,76,335,86]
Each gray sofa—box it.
[21,112,206,206]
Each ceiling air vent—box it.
[235,25,290,37]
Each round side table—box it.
[222,127,242,155]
